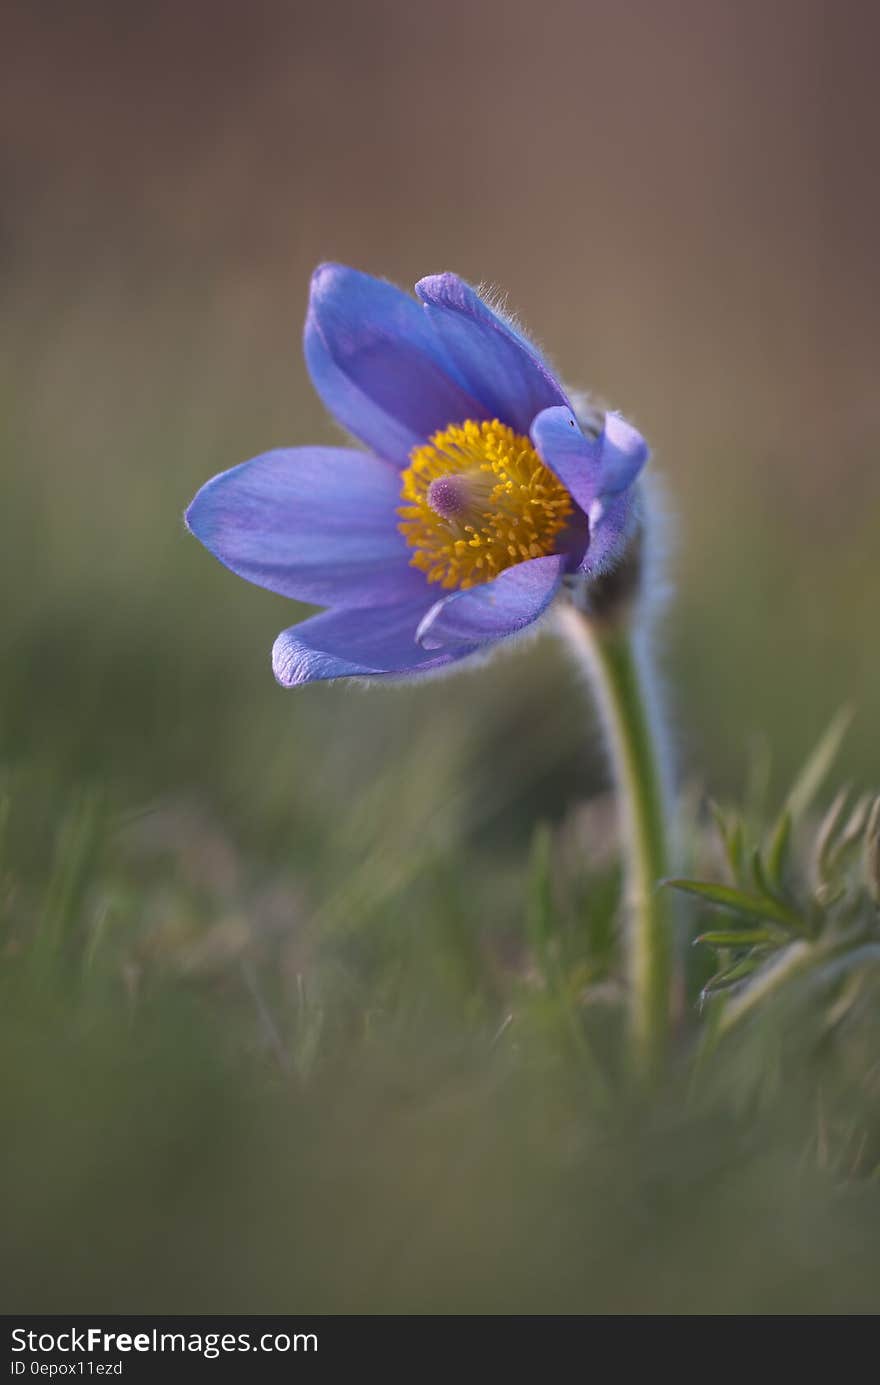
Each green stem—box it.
[558,603,674,1074]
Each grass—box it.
[5,769,880,1313]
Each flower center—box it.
[397,419,573,590]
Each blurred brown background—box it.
[2,0,879,783]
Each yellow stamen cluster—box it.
[398,418,573,590]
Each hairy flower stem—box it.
[558,599,674,1076]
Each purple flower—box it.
[186,265,649,686]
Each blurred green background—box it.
[2,0,879,1314]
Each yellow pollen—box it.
[397,418,573,591]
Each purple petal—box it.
[416,273,572,436]
[304,264,488,467]
[532,406,650,517]
[416,554,566,651]
[580,491,640,577]
[186,447,428,608]
[530,405,602,513]
[272,600,472,686]
[597,413,650,494]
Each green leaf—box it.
[701,953,764,998]
[766,810,792,890]
[696,928,778,948]
[662,878,804,931]
[784,706,853,825]
[751,846,777,901]
[709,800,745,881]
